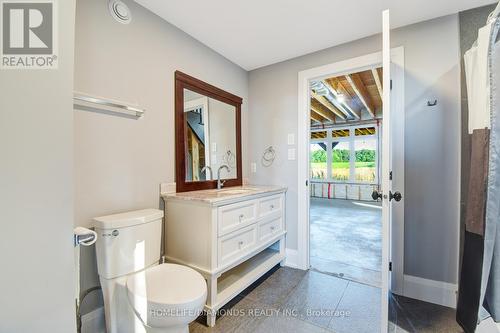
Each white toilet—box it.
[94,209,207,333]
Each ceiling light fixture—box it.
[336,94,346,104]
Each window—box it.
[309,125,379,184]
[310,142,327,180]
[354,127,377,182]
[332,141,350,181]
[354,138,376,182]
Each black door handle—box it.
[372,190,382,201]
[372,190,402,202]
[389,191,402,202]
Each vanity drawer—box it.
[258,194,283,218]
[258,216,283,242]
[218,225,257,266]
[218,200,257,236]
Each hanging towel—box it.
[464,23,493,134]
[465,128,490,236]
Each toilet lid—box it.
[126,263,207,306]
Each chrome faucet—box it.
[200,165,213,180]
[217,165,230,189]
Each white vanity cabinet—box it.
[162,186,286,327]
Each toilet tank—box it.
[94,209,164,280]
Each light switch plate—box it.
[212,142,217,152]
[251,162,257,173]
[287,133,295,145]
[288,148,296,160]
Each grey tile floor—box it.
[389,294,463,333]
[310,197,382,287]
[190,266,462,333]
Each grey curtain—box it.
[457,14,500,333]
[480,17,500,323]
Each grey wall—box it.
[248,14,461,284]
[0,1,77,332]
[74,0,248,315]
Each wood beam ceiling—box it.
[310,100,336,122]
[371,68,383,100]
[318,82,352,119]
[332,129,349,137]
[311,92,346,120]
[310,109,327,123]
[309,67,383,125]
[324,78,361,119]
[311,131,327,139]
[345,73,376,118]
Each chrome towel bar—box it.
[73,92,145,118]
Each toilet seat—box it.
[126,263,207,328]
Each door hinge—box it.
[389,171,393,180]
[390,79,393,90]
[306,180,309,186]
[389,262,393,271]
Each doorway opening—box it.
[297,47,405,332]
[308,67,383,288]
[297,48,405,291]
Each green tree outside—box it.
[311,149,375,163]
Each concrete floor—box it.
[190,266,463,333]
[310,197,382,287]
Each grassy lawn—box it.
[310,162,376,182]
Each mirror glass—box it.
[184,88,237,182]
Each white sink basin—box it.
[216,188,257,196]
[219,189,250,195]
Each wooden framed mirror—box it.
[175,71,243,192]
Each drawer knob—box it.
[239,214,244,221]
[270,204,275,209]
[271,226,275,231]
[238,240,244,247]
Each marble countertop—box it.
[161,185,287,206]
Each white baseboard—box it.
[284,248,299,269]
[403,274,457,308]
[81,307,105,333]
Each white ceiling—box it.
[135,0,496,70]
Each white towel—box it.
[465,21,493,133]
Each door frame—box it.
[296,47,405,294]
[184,96,211,180]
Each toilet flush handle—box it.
[102,229,119,237]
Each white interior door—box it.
[379,9,405,332]
[381,9,394,332]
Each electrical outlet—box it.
[251,162,257,173]
[288,148,296,160]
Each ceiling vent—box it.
[108,0,132,24]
